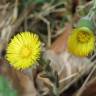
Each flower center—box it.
[77,31,91,43]
[21,47,31,58]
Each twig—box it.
[75,64,96,96]
[0,3,9,9]
[77,1,93,12]
[52,27,65,38]
[38,16,51,47]
[59,73,78,83]
[11,4,35,38]
[60,57,96,93]
[51,8,66,13]
[29,1,65,18]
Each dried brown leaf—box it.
[51,23,72,54]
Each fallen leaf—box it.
[51,23,72,54]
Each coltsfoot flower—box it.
[6,32,41,70]
[67,27,95,57]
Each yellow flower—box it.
[67,27,95,57]
[6,32,41,70]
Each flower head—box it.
[6,32,41,70]
[67,27,95,57]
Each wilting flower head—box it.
[67,27,95,57]
[6,32,41,70]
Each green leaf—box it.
[33,0,47,4]
[0,75,18,96]
[21,0,33,7]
